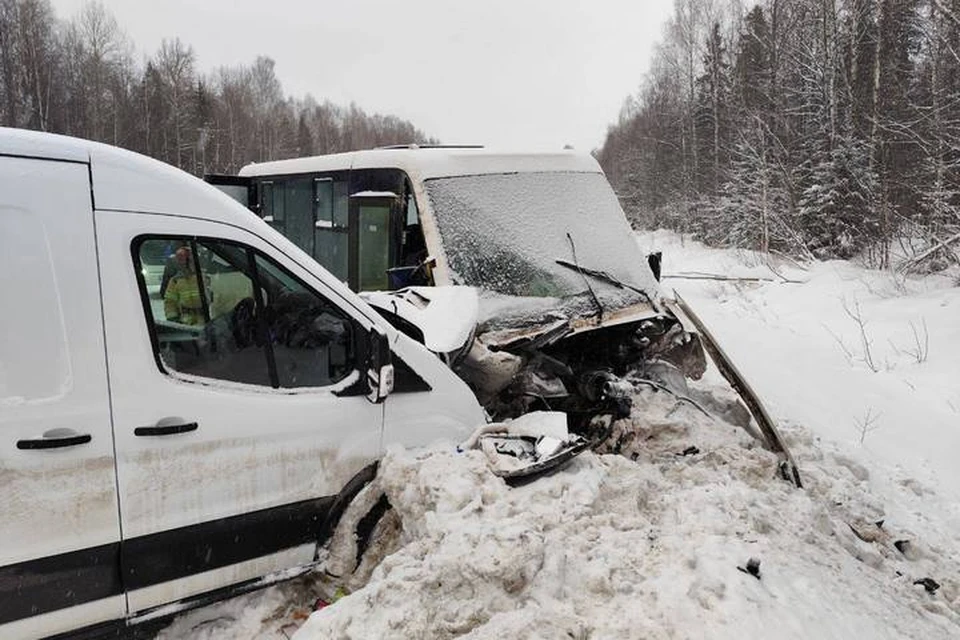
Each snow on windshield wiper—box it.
[563,232,604,321]
[555,256,655,308]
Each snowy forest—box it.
[0,0,435,175]
[598,0,960,270]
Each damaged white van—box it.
[0,129,483,639]
[208,147,708,433]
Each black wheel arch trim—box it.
[314,460,381,560]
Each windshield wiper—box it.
[563,232,604,321]
[555,257,655,308]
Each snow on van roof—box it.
[0,127,261,228]
[0,126,91,163]
[238,147,603,180]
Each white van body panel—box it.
[385,332,484,446]
[91,142,249,222]
[1,128,485,636]
[239,147,603,181]
[95,208,386,612]
[1,597,126,640]
[0,154,123,637]
[126,544,314,620]
[0,127,90,163]
[361,286,480,355]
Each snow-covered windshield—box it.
[424,172,657,303]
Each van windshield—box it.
[424,171,657,302]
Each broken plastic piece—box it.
[914,577,940,594]
[737,557,762,579]
[461,412,590,484]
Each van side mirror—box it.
[366,326,394,403]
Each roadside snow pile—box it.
[295,384,960,639]
[159,230,960,639]
[637,229,960,548]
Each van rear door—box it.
[0,156,123,638]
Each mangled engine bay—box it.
[458,289,708,436]
[360,169,799,484]
[364,285,708,438]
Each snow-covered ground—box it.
[157,231,960,639]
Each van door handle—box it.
[17,428,92,450]
[134,421,199,437]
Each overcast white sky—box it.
[50,0,673,152]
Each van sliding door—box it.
[0,157,124,637]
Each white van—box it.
[208,147,707,429]
[0,129,484,639]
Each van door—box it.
[94,210,385,614]
[350,192,398,291]
[0,157,123,638]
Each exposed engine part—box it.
[456,310,708,432]
[579,370,620,403]
[511,368,568,401]
[456,339,523,405]
[634,360,690,397]
[646,323,707,380]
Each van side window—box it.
[134,237,355,389]
[253,253,354,387]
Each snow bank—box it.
[295,385,959,639]
[159,230,960,639]
[639,230,960,547]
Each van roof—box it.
[0,126,91,163]
[238,146,603,180]
[0,127,264,226]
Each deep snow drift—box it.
[157,231,960,639]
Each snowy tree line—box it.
[598,0,960,270]
[0,0,435,175]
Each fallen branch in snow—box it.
[662,271,804,284]
[914,577,941,594]
[736,557,762,580]
[769,249,811,272]
[897,232,960,274]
